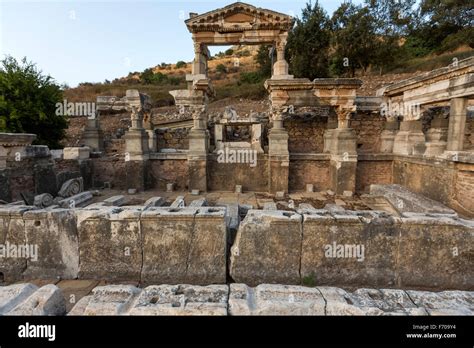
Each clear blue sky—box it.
[0,0,362,87]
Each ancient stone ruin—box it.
[0,2,473,316]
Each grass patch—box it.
[214,82,267,100]
[302,273,317,287]
[388,50,474,74]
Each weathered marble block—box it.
[141,207,227,285]
[397,216,474,289]
[77,207,142,281]
[128,284,228,316]
[63,147,90,160]
[229,284,325,315]
[301,211,400,288]
[229,210,302,285]
[23,208,79,279]
[0,206,36,282]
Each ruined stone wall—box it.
[0,206,228,285]
[207,154,269,192]
[3,159,36,201]
[285,118,326,153]
[91,157,127,189]
[289,158,330,192]
[63,114,129,155]
[465,117,474,150]
[455,166,474,214]
[1,205,471,290]
[149,159,188,191]
[351,112,385,154]
[284,112,385,155]
[1,153,93,203]
[356,157,393,193]
[393,157,474,218]
[230,210,474,290]
[157,128,190,150]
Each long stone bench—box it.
[0,204,472,290]
[0,205,228,285]
[230,209,474,290]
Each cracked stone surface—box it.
[2,283,472,316]
[0,284,66,315]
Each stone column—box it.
[393,120,426,156]
[272,34,293,80]
[188,105,209,192]
[268,107,289,194]
[424,116,448,157]
[446,97,468,151]
[82,117,103,152]
[214,123,224,152]
[329,107,358,194]
[251,123,264,153]
[380,117,399,153]
[124,106,150,192]
[192,41,208,77]
[323,116,338,153]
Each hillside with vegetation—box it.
[63,0,473,107]
[1,0,472,148]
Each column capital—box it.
[336,106,354,129]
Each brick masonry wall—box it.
[149,159,189,191]
[393,158,474,218]
[289,160,330,192]
[465,117,474,150]
[285,118,326,153]
[63,114,130,155]
[91,157,127,190]
[454,164,474,215]
[207,154,269,192]
[356,160,393,193]
[157,128,189,150]
[351,112,385,154]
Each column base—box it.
[124,128,150,161]
[330,157,357,195]
[82,128,103,152]
[188,129,208,192]
[380,130,397,153]
[268,128,289,194]
[393,121,426,156]
[329,128,358,194]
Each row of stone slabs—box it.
[0,282,472,316]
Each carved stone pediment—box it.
[185,2,294,33]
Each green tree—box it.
[411,0,474,53]
[330,3,378,76]
[286,1,332,79]
[0,56,66,149]
[365,0,415,72]
[176,61,187,69]
[255,45,273,78]
[216,64,227,74]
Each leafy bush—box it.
[216,64,227,74]
[239,71,264,84]
[176,61,187,69]
[0,56,66,149]
[236,50,251,57]
[225,48,234,56]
